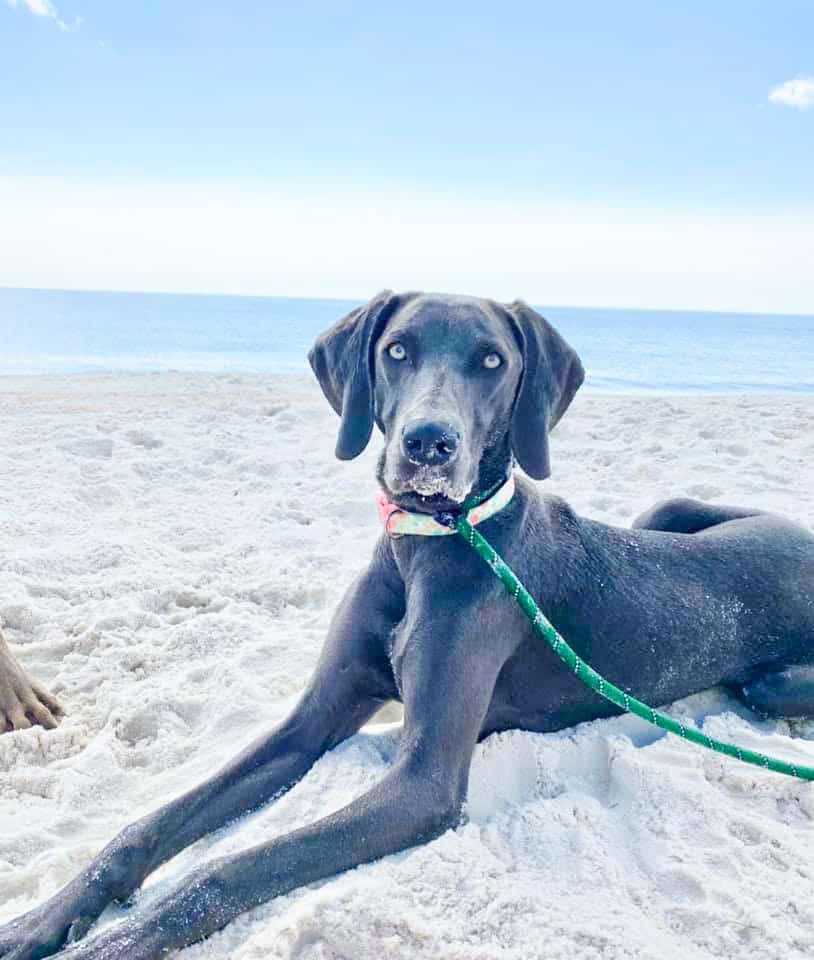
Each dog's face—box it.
[309,291,584,513]
[372,295,522,510]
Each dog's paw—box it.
[0,637,64,733]
[0,901,97,960]
[0,909,57,960]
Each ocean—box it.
[1,286,812,393]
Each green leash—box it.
[449,508,814,782]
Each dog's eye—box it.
[483,352,502,369]
[387,342,407,361]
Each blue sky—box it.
[1,1,812,311]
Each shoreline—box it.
[2,368,814,398]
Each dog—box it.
[2,291,813,960]
[0,629,62,733]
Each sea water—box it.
[1,287,812,392]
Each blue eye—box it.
[388,342,407,361]
[483,352,502,369]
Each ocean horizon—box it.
[2,286,813,393]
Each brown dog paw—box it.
[0,633,64,733]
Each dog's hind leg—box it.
[632,497,766,534]
[732,665,814,719]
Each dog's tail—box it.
[632,497,767,535]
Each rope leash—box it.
[450,512,814,782]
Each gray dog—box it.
[2,292,813,959]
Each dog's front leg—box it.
[49,609,510,960]
[0,547,402,960]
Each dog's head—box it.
[309,291,584,512]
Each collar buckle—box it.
[433,509,462,530]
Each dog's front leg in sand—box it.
[0,547,402,960]
[0,630,63,732]
[47,602,509,960]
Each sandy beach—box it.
[2,372,814,960]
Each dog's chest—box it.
[385,620,411,699]
[386,621,408,698]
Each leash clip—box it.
[433,509,462,530]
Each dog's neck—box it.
[468,435,515,507]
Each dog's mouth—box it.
[381,465,472,514]
[384,488,465,514]
[398,466,468,501]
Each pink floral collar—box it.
[376,474,516,538]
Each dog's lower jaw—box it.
[401,468,471,503]
[376,454,466,514]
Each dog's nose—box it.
[402,420,460,465]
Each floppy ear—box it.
[504,300,585,480]
[308,290,400,460]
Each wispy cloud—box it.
[768,75,814,110]
[3,0,76,31]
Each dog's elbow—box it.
[394,764,464,841]
[422,796,462,838]
[422,791,463,839]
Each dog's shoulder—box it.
[514,475,580,532]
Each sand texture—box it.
[2,373,814,959]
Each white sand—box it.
[2,373,814,960]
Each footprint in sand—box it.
[115,708,160,746]
[685,483,723,500]
[140,589,214,615]
[60,437,114,460]
[175,590,212,609]
[25,582,71,601]
[261,403,290,417]
[654,869,707,903]
[125,429,163,449]
[728,819,766,846]
[76,483,122,509]
[589,495,618,513]
[0,604,42,632]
